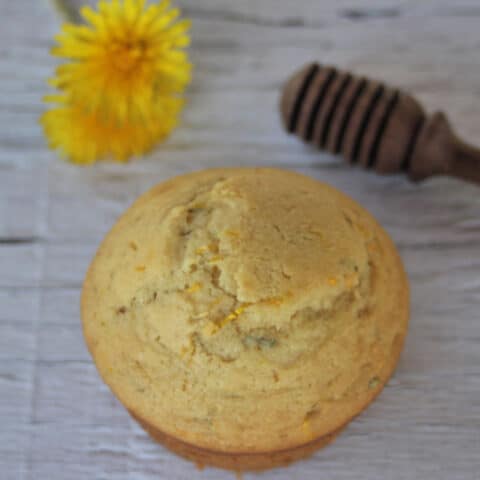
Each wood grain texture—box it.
[0,1,479,479]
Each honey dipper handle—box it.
[451,139,480,185]
[409,112,480,185]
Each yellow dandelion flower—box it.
[42,94,182,164]
[42,0,191,164]
[52,0,191,122]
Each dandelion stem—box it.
[51,0,82,23]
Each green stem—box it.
[51,0,82,23]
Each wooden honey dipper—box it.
[281,63,480,184]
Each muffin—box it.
[81,168,409,471]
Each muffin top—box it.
[82,168,408,453]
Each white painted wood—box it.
[1,1,479,479]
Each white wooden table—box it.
[1,1,479,479]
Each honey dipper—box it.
[280,63,480,184]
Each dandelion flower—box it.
[42,0,191,164]
[42,94,182,164]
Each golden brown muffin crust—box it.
[82,168,409,457]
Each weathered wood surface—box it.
[1,1,479,479]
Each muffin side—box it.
[130,409,344,471]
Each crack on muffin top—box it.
[106,173,375,367]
